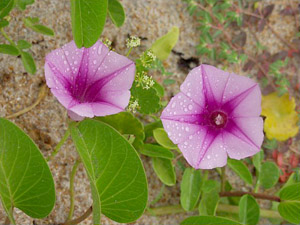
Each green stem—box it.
[61,206,92,225]
[147,204,282,220]
[126,47,133,57]
[221,166,226,192]
[0,28,16,46]
[66,159,81,221]
[47,128,71,161]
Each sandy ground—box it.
[0,0,299,224]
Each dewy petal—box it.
[180,66,205,107]
[45,40,135,120]
[201,64,230,105]
[161,92,203,118]
[228,84,262,118]
[178,128,227,169]
[223,117,263,159]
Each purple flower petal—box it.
[45,40,135,120]
[161,64,264,169]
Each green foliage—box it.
[17,39,31,49]
[108,0,125,27]
[96,112,144,149]
[144,120,163,139]
[151,26,179,61]
[152,157,176,186]
[239,195,260,225]
[180,168,202,211]
[0,118,55,224]
[268,58,290,95]
[140,144,174,159]
[70,0,108,48]
[278,183,300,224]
[199,185,219,216]
[0,44,19,55]
[20,51,36,74]
[131,83,161,114]
[263,138,277,150]
[259,162,279,189]
[16,0,34,10]
[252,150,264,172]
[70,120,148,223]
[0,0,14,18]
[23,17,54,36]
[153,128,177,149]
[181,216,241,225]
[227,159,253,185]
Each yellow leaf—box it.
[151,26,179,61]
[261,92,299,141]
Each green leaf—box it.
[20,51,36,74]
[0,44,19,55]
[153,128,177,149]
[0,18,9,28]
[239,194,260,225]
[17,40,31,49]
[16,0,34,10]
[108,0,125,27]
[144,120,163,139]
[180,168,202,211]
[0,0,14,18]
[71,0,108,48]
[279,183,300,201]
[199,188,220,216]
[131,83,161,114]
[201,179,220,193]
[96,112,144,149]
[181,216,241,225]
[252,150,264,172]
[278,201,300,224]
[151,26,179,61]
[140,144,174,159]
[23,18,54,36]
[163,79,175,85]
[152,157,176,186]
[70,119,148,224]
[0,118,55,224]
[227,159,253,185]
[153,81,165,97]
[259,162,279,189]
[278,184,300,224]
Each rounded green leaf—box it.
[278,183,300,224]
[151,26,179,61]
[0,0,14,18]
[96,112,144,149]
[71,0,108,48]
[20,51,36,74]
[108,0,125,27]
[153,128,177,149]
[140,144,174,159]
[180,168,202,211]
[239,194,260,225]
[0,118,55,224]
[260,162,279,189]
[181,216,241,225]
[16,0,34,10]
[278,201,300,224]
[152,157,176,186]
[199,188,219,216]
[252,150,264,172]
[228,159,253,185]
[71,120,148,224]
[0,44,19,56]
[17,40,31,49]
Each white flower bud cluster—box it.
[126,36,141,48]
[127,99,139,113]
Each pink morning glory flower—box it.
[45,40,135,121]
[161,64,264,169]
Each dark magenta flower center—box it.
[209,111,228,129]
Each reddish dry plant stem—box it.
[197,2,278,89]
[219,191,281,202]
